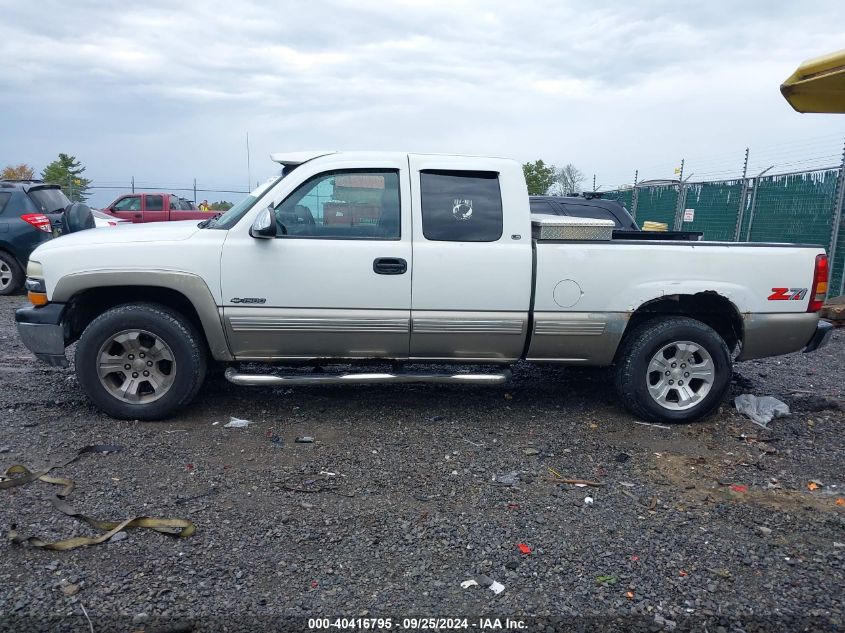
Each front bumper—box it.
[15,303,69,367]
[803,319,834,353]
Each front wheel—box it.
[614,316,732,423]
[75,303,207,420]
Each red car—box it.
[101,192,212,223]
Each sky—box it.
[2,0,845,206]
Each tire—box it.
[613,316,731,423]
[75,303,207,420]
[0,251,23,296]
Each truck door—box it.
[407,155,533,361]
[110,195,143,223]
[220,157,413,360]
[142,194,167,223]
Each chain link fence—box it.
[604,163,845,298]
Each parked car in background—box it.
[0,180,68,294]
[101,192,211,223]
[529,194,638,230]
[91,209,128,228]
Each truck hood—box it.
[34,220,202,254]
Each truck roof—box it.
[269,151,515,167]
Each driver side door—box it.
[220,159,413,360]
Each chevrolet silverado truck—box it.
[15,151,833,422]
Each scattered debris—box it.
[679,569,688,577]
[224,417,251,428]
[595,575,617,586]
[517,543,532,555]
[110,530,128,543]
[523,447,540,456]
[584,496,594,505]
[730,484,748,493]
[755,526,773,536]
[546,475,604,487]
[489,580,505,595]
[807,481,822,491]
[462,439,483,447]
[460,579,478,589]
[734,394,790,428]
[0,446,10,454]
[267,429,284,448]
[625,590,635,600]
[60,582,80,597]
[836,498,845,506]
[495,473,519,486]
[631,420,671,430]
[295,436,315,444]
[619,481,636,488]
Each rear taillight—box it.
[808,253,829,312]
[21,214,52,233]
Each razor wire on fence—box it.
[604,157,845,297]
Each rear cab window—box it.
[420,170,503,242]
[27,187,70,214]
[529,199,556,215]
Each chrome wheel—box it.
[96,329,176,404]
[646,340,715,411]
[0,261,12,291]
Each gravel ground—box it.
[0,294,843,632]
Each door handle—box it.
[373,257,407,275]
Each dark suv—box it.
[529,195,638,230]
[0,181,69,295]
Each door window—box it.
[420,170,503,242]
[146,195,164,211]
[529,199,556,215]
[273,170,400,239]
[113,196,141,211]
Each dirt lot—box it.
[0,294,843,632]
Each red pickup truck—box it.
[101,193,211,223]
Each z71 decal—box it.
[768,287,807,301]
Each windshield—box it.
[207,172,287,230]
[28,187,71,213]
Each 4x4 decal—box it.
[768,287,807,301]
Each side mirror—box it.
[249,206,277,239]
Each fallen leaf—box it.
[517,543,532,555]
[807,482,820,491]
[679,569,688,577]
[836,498,844,506]
[625,591,634,600]
[630,555,639,562]
[730,484,748,493]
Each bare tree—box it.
[555,163,585,195]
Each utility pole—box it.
[193,178,197,204]
[830,137,845,294]
[246,132,252,194]
[131,176,135,194]
[734,148,750,241]
[673,159,686,230]
[745,165,775,242]
[68,174,73,202]
[592,174,596,192]
[631,169,639,220]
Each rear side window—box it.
[146,195,164,211]
[0,192,10,215]
[170,195,180,210]
[420,170,503,242]
[561,203,621,227]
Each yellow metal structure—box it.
[781,48,845,113]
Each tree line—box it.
[522,160,586,195]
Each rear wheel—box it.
[0,252,23,296]
[614,316,731,423]
[75,303,206,420]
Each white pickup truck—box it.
[15,151,833,423]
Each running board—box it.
[224,367,511,387]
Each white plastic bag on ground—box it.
[734,394,790,428]
[223,417,251,428]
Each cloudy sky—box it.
[2,0,845,205]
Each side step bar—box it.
[224,367,511,387]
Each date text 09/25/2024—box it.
[307,618,527,630]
